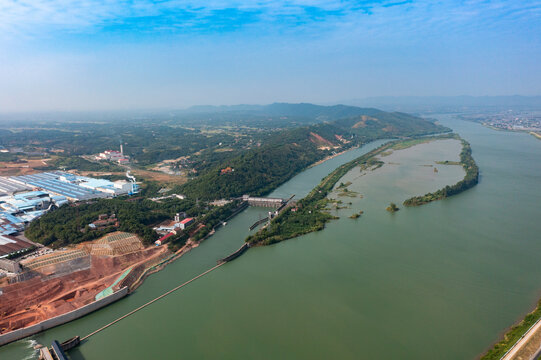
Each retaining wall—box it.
[0,287,128,346]
[0,259,21,273]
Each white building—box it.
[97,150,130,164]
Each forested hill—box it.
[333,111,444,140]
[186,102,376,118]
[181,102,428,126]
[177,109,449,200]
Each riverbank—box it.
[309,146,358,168]
[122,201,249,292]
[480,123,541,142]
[481,299,541,359]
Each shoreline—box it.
[309,146,358,168]
[481,123,541,140]
[481,298,541,359]
[0,288,129,347]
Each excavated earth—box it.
[0,246,168,334]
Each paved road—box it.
[503,319,541,360]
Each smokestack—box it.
[120,143,124,155]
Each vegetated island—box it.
[402,135,479,207]
[386,203,399,212]
[245,134,459,246]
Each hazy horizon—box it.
[1,1,540,112]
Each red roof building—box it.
[179,217,194,230]
[155,232,174,246]
[220,167,234,175]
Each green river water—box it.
[2,116,541,359]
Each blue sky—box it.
[0,0,540,111]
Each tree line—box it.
[403,139,479,206]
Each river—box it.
[2,116,541,359]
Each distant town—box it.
[460,110,541,133]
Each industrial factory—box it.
[0,171,138,201]
[0,171,139,263]
[96,144,130,164]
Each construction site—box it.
[0,232,169,336]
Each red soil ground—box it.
[0,246,168,334]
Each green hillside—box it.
[178,108,449,200]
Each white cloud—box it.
[0,0,539,41]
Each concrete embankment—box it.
[249,218,268,230]
[219,243,250,263]
[0,287,128,347]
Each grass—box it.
[391,133,459,151]
[337,191,358,197]
[337,181,352,188]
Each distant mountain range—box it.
[185,102,382,118]
[185,96,541,117]
[180,102,440,128]
[2,97,539,125]
[341,95,541,112]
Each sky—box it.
[0,0,540,111]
